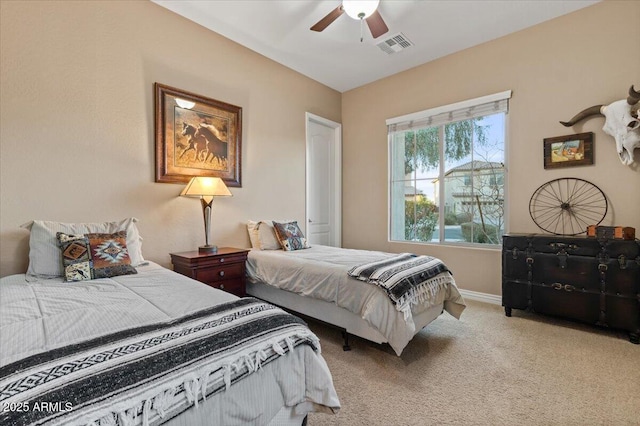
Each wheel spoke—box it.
[536,192,565,205]
[566,179,587,205]
[545,182,564,204]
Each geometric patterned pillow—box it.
[56,231,137,281]
[272,221,310,251]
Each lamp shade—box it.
[180,177,232,199]
[342,0,379,20]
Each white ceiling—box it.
[153,0,599,93]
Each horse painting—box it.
[194,124,228,164]
[178,123,229,166]
[179,122,208,162]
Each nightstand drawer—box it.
[195,263,244,283]
[170,247,249,298]
[207,278,244,296]
[204,253,247,265]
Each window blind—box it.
[387,90,512,133]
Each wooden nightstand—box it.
[170,247,250,297]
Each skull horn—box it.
[628,85,640,105]
[559,105,603,127]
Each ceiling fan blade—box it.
[310,5,344,32]
[366,10,389,39]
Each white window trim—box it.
[386,90,511,248]
[386,90,512,126]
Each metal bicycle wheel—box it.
[529,178,608,235]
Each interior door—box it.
[306,113,341,247]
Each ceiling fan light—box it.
[342,0,379,20]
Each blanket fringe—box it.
[255,349,267,370]
[96,413,116,426]
[272,341,285,355]
[141,398,152,426]
[348,253,452,322]
[222,364,232,391]
[79,331,318,426]
[396,275,452,320]
[152,389,174,419]
[285,336,295,354]
[118,408,137,426]
[200,371,210,402]
[184,378,200,407]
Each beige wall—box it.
[1,1,638,297]
[342,1,640,295]
[0,1,341,276]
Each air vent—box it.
[376,32,414,55]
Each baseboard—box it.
[458,288,501,305]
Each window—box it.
[388,91,511,246]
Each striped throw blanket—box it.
[0,298,318,426]
[348,254,453,320]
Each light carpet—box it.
[306,300,639,426]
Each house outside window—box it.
[387,91,511,246]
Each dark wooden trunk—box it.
[502,234,640,344]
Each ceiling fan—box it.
[310,0,389,41]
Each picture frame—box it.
[543,132,594,169]
[155,83,242,186]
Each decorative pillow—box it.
[272,221,310,251]
[57,231,137,281]
[246,220,294,250]
[21,218,144,280]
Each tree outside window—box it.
[390,111,506,245]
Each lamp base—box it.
[199,245,218,254]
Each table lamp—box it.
[180,177,232,253]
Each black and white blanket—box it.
[348,253,453,319]
[0,298,318,426]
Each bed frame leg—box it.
[341,331,351,351]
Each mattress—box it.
[0,262,339,425]
[246,245,466,355]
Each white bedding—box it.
[0,262,339,425]
[246,245,466,355]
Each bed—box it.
[0,219,339,426]
[245,220,466,356]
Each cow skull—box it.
[560,86,640,166]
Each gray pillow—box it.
[21,217,144,280]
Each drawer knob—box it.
[219,283,225,290]
[219,258,225,263]
[219,270,225,277]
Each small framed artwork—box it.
[155,83,242,186]
[543,132,594,169]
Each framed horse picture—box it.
[154,83,242,186]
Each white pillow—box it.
[247,220,261,248]
[246,220,293,250]
[21,217,145,280]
